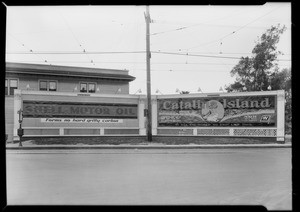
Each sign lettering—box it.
[41,118,123,123]
[23,101,138,118]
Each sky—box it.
[5,3,291,94]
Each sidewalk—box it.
[6,140,291,149]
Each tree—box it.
[225,25,291,134]
[225,24,287,92]
[269,67,291,90]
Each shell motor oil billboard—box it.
[22,101,138,119]
[157,95,276,127]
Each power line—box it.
[186,5,285,50]
[6,50,291,62]
[122,68,233,72]
[152,51,242,59]
[152,51,291,61]
[58,9,95,65]
[7,33,50,65]
[147,69,233,72]
[6,51,146,54]
[6,50,291,58]
[7,60,291,65]
[5,60,237,65]
[149,7,256,36]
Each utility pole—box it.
[144,5,152,141]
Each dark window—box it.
[39,80,57,91]
[49,81,57,91]
[5,79,18,95]
[80,82,96,93]
[88,83,95,93]
[9,79,18,95]
[39,81,48,91]
[80,83,87,92]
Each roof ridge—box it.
[6,62,130,74]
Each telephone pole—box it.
[144,6,152,141]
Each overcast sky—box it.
[5,3,291,94]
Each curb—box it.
[6,144,292,150]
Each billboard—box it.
[157,95,276,127]
[23,101,138,119]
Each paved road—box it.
[6,148,292,210]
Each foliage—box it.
[225,24,287,92]
[225,24,291,134]
[180,91,190,94]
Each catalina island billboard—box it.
[157,95,276,127]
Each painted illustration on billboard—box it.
[158,95,276,127]
[22,101,138,119]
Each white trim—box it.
[156,90,282,99]
[193,128,197,135]
[20,89,140,99]
[13,89,22,140]
[23,134,140,137]
[138,99,146,134]
[229,128,234,136]
[158,127,277,131]
[22,127,138,129]
[156,127,277,137]
[59,128,64,136]
[151,98,158,135]
[22,126,140,137]
[276,90,285,141]
[154,134,276,137]
[100,128,105,135]
[23,134,100,137]
[23,134,141,137]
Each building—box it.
[5,62,136,141]
[5,62,286,143]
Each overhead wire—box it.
[128,68,235,72]
[6,50,291,56]
[58,9,95,66]
[7,7,289,64]
[6,51,147,54]
[149,7,252,36]
[6,6,290,68]
[6,50,291,61]
[186,5,285,50]
[7,33,50,65]
[7,60,290,65]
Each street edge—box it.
[6,144,292,150]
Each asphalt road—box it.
[6,148,292,210]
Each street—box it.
[6,148,292,210]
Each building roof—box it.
[5,62,136,82]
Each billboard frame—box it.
[153,90,285,141]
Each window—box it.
[10,79,18,95]
[88,83,95,93]
[80,82,96,93]
[39,80,57,91]
[5,79,18,95]
[49,81,57,91]
[39,81,47,91]
[80,83,87,92]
